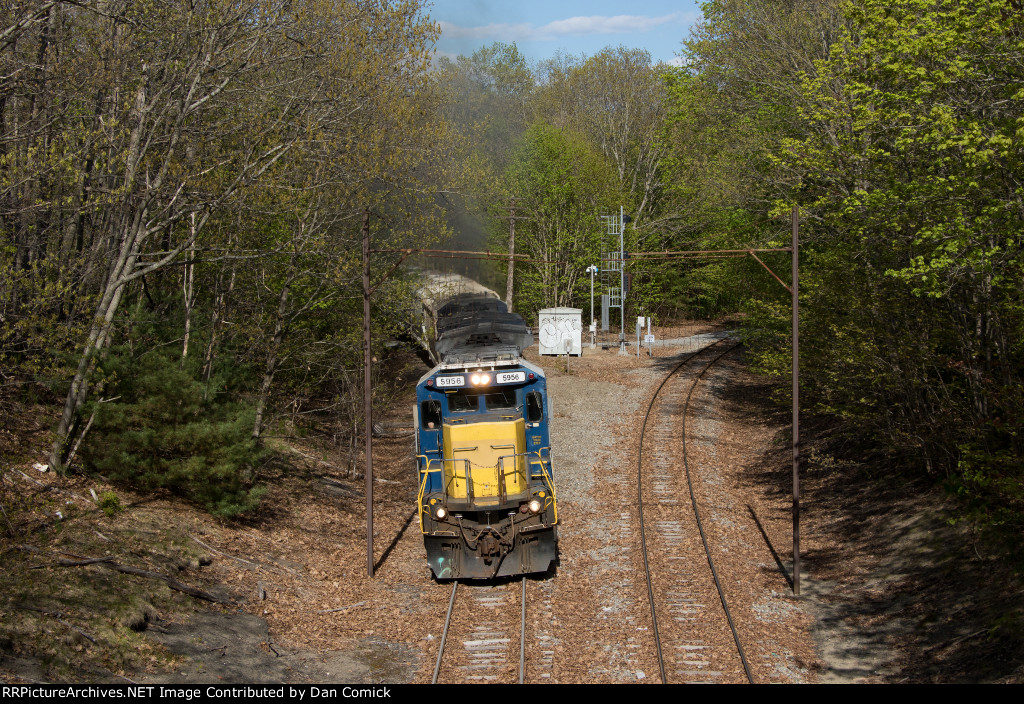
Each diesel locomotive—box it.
[414,293,558,580]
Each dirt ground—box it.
[1,342,1022,683]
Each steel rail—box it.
[636,339,754,684]
[432,581,458,684]
[679,342,755,684]
[431,578,530,684]
[636,342,717,684]
[519,576,527,684]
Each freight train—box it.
[414,291,558,579]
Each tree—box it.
[533,47,669,242]
[436,42,534,173]
[500,122,620,318]
[28,0,313,470]
[762,0,1024,538]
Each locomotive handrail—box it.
[497,449,558,524]
[416,455,472,532]
[420,449,555,520]
[530,447,558,524]
[438,457,473,502]
[416,454,444,533]
[495,453,530,505]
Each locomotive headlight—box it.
[527,498,542,514]
[435,506,448,520]
[481,374,490,385]
[471,374,481,385]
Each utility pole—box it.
[506,197,516,312]
[586,264,598,348]
[792,204,801,596]
[362,208,374,578]
[619,206,626,354]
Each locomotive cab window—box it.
[420,400,442,428]
[483,386,517,410]
[447,390,478,413]
[446,387,518,413]
[525,390,544,422]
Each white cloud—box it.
[439,13,683,42]
[437,21,535,41]
[539,14,681,37]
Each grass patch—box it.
[0,472,228,682]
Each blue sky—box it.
[425,0,704,67]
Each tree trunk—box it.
[181,218,196,367]
[251,272,292,440]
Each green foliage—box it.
[660,0,1024,553]
[0,251,94,393]
[97,491,122,517]
[82,345,266,518]
[765,0,1024,540]
[498,121,621,319]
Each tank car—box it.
[414,293,558,579]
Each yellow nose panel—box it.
[442,419,526,502]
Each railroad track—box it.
[637,338,754,684]
[432,577,552,683]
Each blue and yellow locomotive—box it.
[415,293,558,579]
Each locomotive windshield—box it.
[483,387,517,410]
[446,387,518,413]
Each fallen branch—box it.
[922,628,988,654]
[98,667,138,684]
[97,561,234,604]
[284,446,337,469]
[17,545,233,605]
[189,533,257,568]
[12,468,96,506]
[372,423,413,438]
[316,601,366,614]
[0,500,17,538]
[57,556,115,567]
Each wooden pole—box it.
[792,205,801,595]
[506,197,516,312]
[362,208,374,578]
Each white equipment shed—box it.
[538,307,582,356]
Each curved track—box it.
[637,339,754,684]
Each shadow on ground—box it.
[712,350,1024,683]
[144,612,415,684]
